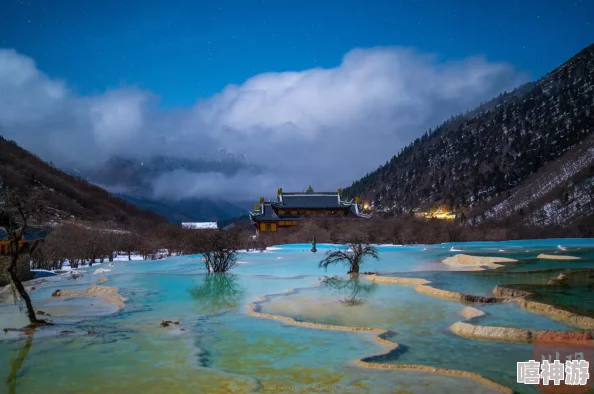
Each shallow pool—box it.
[1,239,594,394]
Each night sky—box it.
[2,0,592,107]
[0,0,592,197]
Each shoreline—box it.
[247,270,594,392]
[246,283,513,394]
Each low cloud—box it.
[151,169,280,201]
[0,47,528,200]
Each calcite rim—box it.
[246,281,513,394]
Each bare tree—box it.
[203,249,238,273]
[0,188,50,326]
[196,231,240,273]
[318,243,379,274]
[444,220,464,243]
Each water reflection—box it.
[6,333,34,394]
[188,274,244,314]
[322,275,378,306]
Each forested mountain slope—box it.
[477,132,593,226]
[0,137,163,225]
[344,44,594,221]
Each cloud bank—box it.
[0,47,528,200]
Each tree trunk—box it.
[7,255,39,324]
[128,249,131,261]
[351,256,360,274]
[109,253,114,262]
[100,256,105,264]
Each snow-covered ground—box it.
[30,253,152,277]
[485,145,594,221]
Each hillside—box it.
[117,194,248,224]
[477,132,593,226]
[344,43,594,224]
[0,137,164,226]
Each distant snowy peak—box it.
[82,152,261,192]
[208,148,251,166]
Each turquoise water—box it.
[260,277,575,394]
[1,239,594,394]
[501,270,594,318]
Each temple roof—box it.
[249,189,371,224]
[349,204,372,219]
[249,203,287,222]
[249,200,370,223]
[275,194,345,209]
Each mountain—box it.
[84,153,258,196]
[477,132,593,230]
[343,43,594,226]
[0,136,164,225]
[71,155,253,224]
[116,194,249,224]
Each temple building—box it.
[249,186,371,233]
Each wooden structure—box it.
[0,227,49,255]
[249,186,371,233]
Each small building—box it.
[181,222,219,230]
[414,208,457,220]
[249,186,371,233]
[0,226,49,255]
